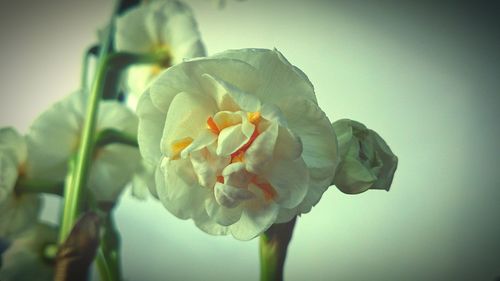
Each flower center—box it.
[150,44,173,76]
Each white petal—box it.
[26,93,84,181]
[180,130,217,158]
[214,182,254,208]
[244,121,278,175]
[190,148,229,188]
[137,90,167,165]
[115,4,153,53]
[194,212,228,236]
[0,127,26,164]
[264,157,309,209]
[212,48,317,105]
[98,100,139,136]
[279,97,339,213]
[0,154,18,205]
[156,157,209,220]
[201,73,261,112]
[205,192,243,226]
[0,195,41,239]
[161,91,217,157]
[0,223,56,281]
[229,198,279,241]
[131,161,156,200]
[88,144,142,202]
[216,124,252,156]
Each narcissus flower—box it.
[137,48,338,240]
[115,0,206,100]
[26,92,141,202]
[0,223,57,281]
[0,128,40,238]
[332,119,398,194]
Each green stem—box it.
[99,215,122,281]
[80,44,99,90]
[259,217,297,281]
[58,2,116,244]
[96,249,113,281]
[15,178,64,196]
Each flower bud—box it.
[332,119,398,194]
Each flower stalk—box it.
[259,217,297,281]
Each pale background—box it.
[0,0,499,280]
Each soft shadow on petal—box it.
[156,158,208,220]
[137,90,167,165]
[229,198,279,241]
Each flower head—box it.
[0,128,40,238]
[332,119,398,194]
[115,0,206,99]
[0,223,57,281]
[137,48,338,240]
[26,92,141,202]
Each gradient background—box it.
[1,0,499,280]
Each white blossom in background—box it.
[26,92,141,202]
[115,0,206,105]
[0,223,57,281]
[137,48,338,240]
[332,119,398,194]
[0,128,41,239]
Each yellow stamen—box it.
[247,111,261,125]
[171,137,193,159]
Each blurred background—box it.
[0,0,499,280]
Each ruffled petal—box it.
[229,196,279,241]
[279,97,338,212]
[212,48,317,105]
[205,191,243,226]
[156,157,209,220]
[137,90,167,164]
[161,91,217,157]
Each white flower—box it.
[0,223,57,281]
[115,0,206,101]
[137,48,338,240]
[26,92,141,202]
[332,119,398,194]
[0,128,40,238]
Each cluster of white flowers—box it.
[1,0,398,278]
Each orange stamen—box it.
[252,179,278,201]
[230,128,259,159]
[217,175,225,184]
[207,116,220,135]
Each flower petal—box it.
[0,195,41,239]
[212,48,317,105]
[229,197,279,241]
[156,157,209,220]
[0,154,18,205]
[0,127,26,164]
[115,4,153,53]
[279,97,339,212]
[88,144,142,202]
[137,90,167,165]
[161,91,217,157]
